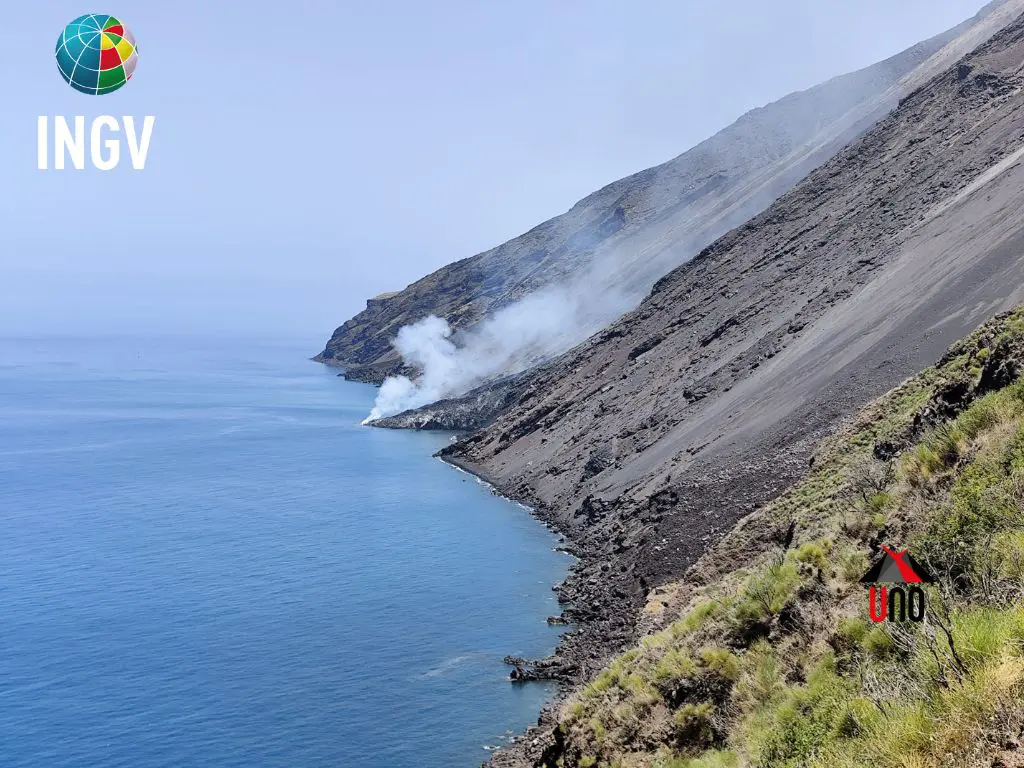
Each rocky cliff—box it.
[317,0,1018,385]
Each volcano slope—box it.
[519,310,1024,767]
[439,7,1024,718]
[317,0,1021,385]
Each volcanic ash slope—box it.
[317,0,1020,386]
[444,7,1024,681]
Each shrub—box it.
[733,643,784,712]
[866,492,892,515]
[699,647,741,681]
[733,562,802,631]
[837,549,869,584]
[643,632,670,650]
[622,674,661,708]
[828,696,877,739]
[673,701,715,745]
[794,540,831,571]
[920,432,1024,588]
[902,443,944,487]
[654,648,697,688]
[591,669,619,693]
[744,655,856,766]
[677,599,727,635]
[812,608,1024,766]
[951,606,1024,669]
[836,617,869,646]
[932,425,969,466]
[564,700,586,723]
[954,396,1001,439]
[992,530,1024,582]
[860,626,894,659]
[611,701,640,740]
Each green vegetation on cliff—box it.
[546,308,1024,768]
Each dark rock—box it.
[370,373,529,432]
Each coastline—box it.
[435,446,697,768]
[436,449,643,700]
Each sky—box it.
[0,1,994,345]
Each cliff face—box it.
[317,1,1016,384]
[435,3,1024,717]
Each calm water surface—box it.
[0,336,570,767]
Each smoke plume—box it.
[363,277,636,423]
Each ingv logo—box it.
[40,15,155,171]
[860,545,933,623]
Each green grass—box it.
[742,654,857,766]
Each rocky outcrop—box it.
[317,1,1020,384]
[369,374,527,432]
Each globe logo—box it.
[56,14,138,95]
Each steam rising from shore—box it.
[363,280,635,423]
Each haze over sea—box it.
[0,336,570,767]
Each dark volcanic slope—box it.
[316,2,1015,383]
[445,9,1024,673]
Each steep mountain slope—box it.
[317,0,1019,384]
[441,4,1024,709]
[516,308,1024,767]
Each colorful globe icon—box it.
[56,14,138,95]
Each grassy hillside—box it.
[540,308,1024,768]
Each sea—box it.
[0,336,571,767]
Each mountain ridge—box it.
[317,1,1018,387]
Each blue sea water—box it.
[0,336,570,768]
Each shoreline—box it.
[437,454,542,518]
[435,447,686,768]
[436,449,643,710]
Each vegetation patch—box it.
[546,308,1024,767]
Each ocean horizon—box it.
[0,334,571,767]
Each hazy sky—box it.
[0,1,992,343]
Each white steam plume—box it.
[363,276,636,423]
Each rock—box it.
[368,374,528,432]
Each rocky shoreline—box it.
[435,418,827,761]
[372,375,529,432]
[438,451,623,684]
